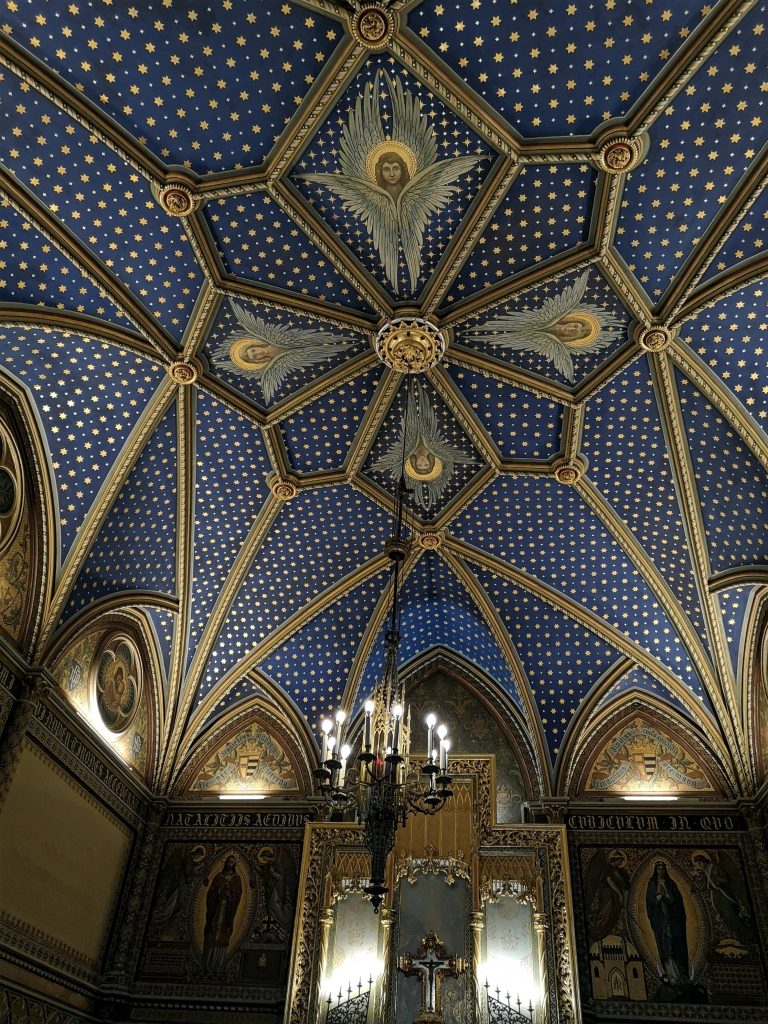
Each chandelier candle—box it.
[312,384,456,912]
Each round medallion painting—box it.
[94,636,141,733]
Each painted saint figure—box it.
[299,70,487,294]
[466,272,623,382]
[691,851,752,947]
[584,848,630,941]
[645,861,689,986]
[203,855,243,971]
[211,302,353,404]
[371,381,474,511]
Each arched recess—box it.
[0,373,55,660]
[561,693,733,800]
[744,588,768,784]
[343,646,542,819]
[172,696,315,799]
[44,607,163,785]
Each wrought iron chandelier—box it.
[314,381,454,914]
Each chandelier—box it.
[313,384,454,913]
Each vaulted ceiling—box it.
[1,0,767,796]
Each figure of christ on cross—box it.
[397,931,468,1022]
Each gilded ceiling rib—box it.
[649,352,751,790]
[599,250,653,327]
[672,249,768,324]
[438,247,596,329]
[34,379,178,662]
[563,656,634,734]
[0,308,159,364]
[710,568,768,591]
[432,465,496,533]
[391,35,518,156]
[670,341,768,472]
[158,386,196,782]
[575,475,728,729]
[187,551,392,741]
[443,350,574,406]
[594,173,626,258]
[266,39,364,183]
[561,405,585,466]
[440,547,550,793]
[266,353,381,427]
[421,157,521,315]
[0,35,164,181]
[442,533,741,793]
[629,0,758,136]
[180,282,221,361]
[659,148,768,323]
[341,544,424,711]
[741,590,768,776]
[160,494,284,787]
[0,171,178,359]
[426,365,501,470]
[271,180,392,315]
[215,281,377,332]
[343,366,401,477]
[262,423,293,483]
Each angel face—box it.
[375,151,410,198]
[551,313,600,348]
[405,441,443,480]
[230,337,282,370]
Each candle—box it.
[335,709,346,752]
[426,713,436,763]
[392,704,403,753]
[320,719,333,763]
[339,744,351,787]
[440,737,450,772]
[364,700,374,751]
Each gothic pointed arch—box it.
[744,589,768,783]
[0,372,55,662]
[563,692,732,800]
[173,693,315,798]
[45,607,163,784]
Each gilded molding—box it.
[561,404,585,465]
[343,366,401,477]
[0,171,177,358]
[440,548,550,794]
[422,157,521,314]
[269,182,388,315]
[599,250,653,326]
[164,496,284,771]
[35,380,178,661]
[650,352,750,789]
[631,0,758,135]
[670,340,768,471]
[427,364,500,469]
[341,546,424,709]
[575,476,726,731]
[443,349,575,405]
[484,826,579,1024]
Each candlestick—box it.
[392,703,403,753]
[339,744,351,787]
[334,709,346,751]
[426,713,436,763]
[364,700,374,751]
[320,718,332,762]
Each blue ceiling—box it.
[2,0,767,793]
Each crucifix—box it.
[397,930,468,1022]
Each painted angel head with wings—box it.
[372,381,475,512]
[211,301,353,403]
[298,70,487,295]
[466,273,624,382]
